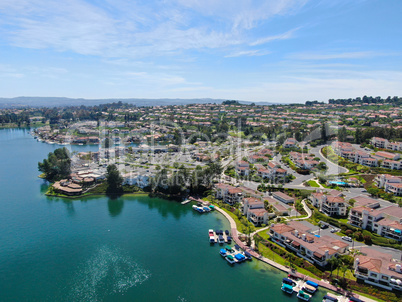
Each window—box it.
[381,275,388,280]
[370,273,377,278]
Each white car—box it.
[342,236,352,242]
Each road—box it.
[309,145,348,176]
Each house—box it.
[310,191,347,217]
[283,138,298,148]
[375,151,400,161]
[371,137,389,149]
[214,183,243,205]
[235,161,250,176]
[354,247,402,291]
[272,191,295,204]
[349,204,402,241]
[269,221,348,266]
[382,160,402,170]
[122,172,151,188]
[53,180,83,196]
[264,197,290,216]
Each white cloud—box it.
[0,0,308,58]
[289,51,385,60]
[225,50,271,58]
[250,27,299,46]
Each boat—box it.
[322,295,338,302]
[202,206,211,212]
[243,251,252,260]
[208,229,214,236]
[281,283,294,294]
[219,249,227,257]
[297,290,311,301]
[192,205,204,213]
[181,199,191,205]
[218,235,225,244]
[234,253,246,262]
[303,284,317,294]
[226,236,232,243]
[225,230,229,235]
[225,245,234,253]
[209,205,215,210]
[226,254,236,264]
[209,236,216,243]
[282,278,295,286]
[303,280,318,294]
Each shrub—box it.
[363,235,372,245]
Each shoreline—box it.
[212,204,380,302]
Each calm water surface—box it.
[0,129,329,301]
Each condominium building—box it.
[270,221,349,266]
[354,247,402,291]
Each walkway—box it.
[214,205,376,302]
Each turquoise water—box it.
[0,129,329,301]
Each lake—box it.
[0,128,328,301]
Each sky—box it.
[0,0,402,103]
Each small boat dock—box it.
[181,199,191,205]
[208,229,232,244]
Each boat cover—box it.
[348,297,363,302]
[282,278,293,285]
[282,284,293,291]
[235,254,245,260]
[220,249,226,254]
[306,280,319,288]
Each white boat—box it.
[209,236,216,243]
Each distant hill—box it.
[0,97,278,108]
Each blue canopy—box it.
[395,229,401,234]
[282,278,294,285]
[234,244,240,249]
[220,249,226,253]
[244,251,251,257]
[235,253,245,260]
[306,280,319,288]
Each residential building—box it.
[214,183,243,205]
[309,191,347,217]
[269,221,349,266]
[272,191,295,204]
[283,138,298,148]
[349,204,402,241]
[354,247,402,291]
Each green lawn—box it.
[306,180,320,187]
[256,243,318,278]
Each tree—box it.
[106,164,123,194]
[321,122,327,142]
[338,126,347,142]
[38,147,71,182]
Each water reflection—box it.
[107,199,124,217]
[135,196,190,220]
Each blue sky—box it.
[0,0,402,103]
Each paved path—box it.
[213,205,376,302]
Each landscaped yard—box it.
[306,180,320,187]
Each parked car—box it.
[342,236,352,242]
[330,228,337,233]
